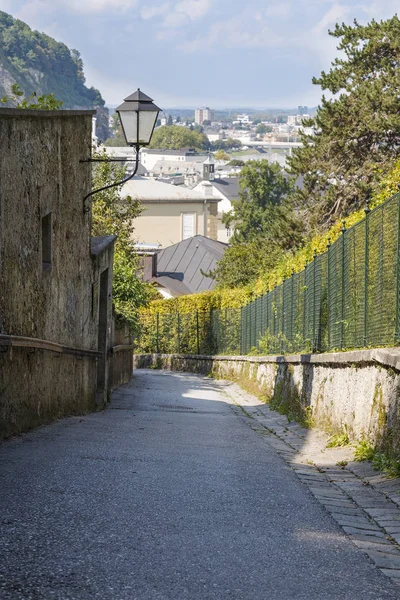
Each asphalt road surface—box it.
[0,369,399,599]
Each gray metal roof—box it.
[212,178,241,200]
[151,235,227,296]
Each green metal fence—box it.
[137,192,400,356]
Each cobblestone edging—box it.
[218,379,400,587]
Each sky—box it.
[0,0,398,109]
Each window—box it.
[182,213,195,240]
[42,212,52,269]
[226,228,232,239]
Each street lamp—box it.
[83,88,161,212]
[116,89,160,147]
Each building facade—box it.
[195,107,215,125]
[122,177,219,248]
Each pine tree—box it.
[289,15,400,229]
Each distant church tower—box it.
[203,154,215,181]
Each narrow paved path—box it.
[0,370,399,599]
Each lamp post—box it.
[83,89,160,212]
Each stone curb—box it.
[134,347,400,370]
[219,379,400,588]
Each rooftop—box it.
[122,177,218,202]
[150,235,227,296]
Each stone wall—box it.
[0,109,95,348]
[108,319,133,390]
[133,350,400,456]
[0,349,97,438]
[0,109,117,438]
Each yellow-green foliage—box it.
[141,160,400,314]
[253,160,400,295]
[140,287,252,316]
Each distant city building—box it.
[195,107,215,125]
[233,113,252,125]
[298,106,308,115]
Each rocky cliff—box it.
[0,10,109,139]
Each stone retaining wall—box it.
[133,350,400,456]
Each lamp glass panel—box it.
[138,110,159,144]
[119,111,138,144]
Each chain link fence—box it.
[137,193,400,356]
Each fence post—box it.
[341,220,347,350]
[396,190,400,343]
[196,310,200,355]
[364,200,370,346]
[281,283,285,355]
[327,238,331,350]
[156,313,160,354]
[291,269,295,349]
[240,307,243,355]
[209,308,213,355]
[313,249,317,352]
[225,307,228,354]
[177,312,181,354]
[303,262,307,346]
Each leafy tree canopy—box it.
[224,160,303,247]
[214,161,304,288]
[1,83,63,109]
[211,138,242,151]
[148,125,209,150]
[214,242,281,289]
[256,124,271,135]
[289,15,400,229]
[214,150,231,161]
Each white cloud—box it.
[17,0,138,18]
[312,3,350,35]
[180,12,287,52]
[68,0,138,14]
[159,0,210,28]
[141,2,170,20]
[174,0,210,20]
[264,3,291,18]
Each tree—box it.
[214,242,281,288]
[289,15,400,229]
[91,150,157,331]
[167,115,173,126]
[202,119,211,126]
[1,83,63,109]
[227,159,245,167]
[214,150,231,161]
[211,138,242,151]
[148,125,209,150]
[224,160,303,248]
[213,161,304,288]
[256,124,272,135]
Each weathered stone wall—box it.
[0,109,117,438]
[108,319,133,390]
[0,349,97,438]
[133,350,400,456]
[0,109,95,349]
